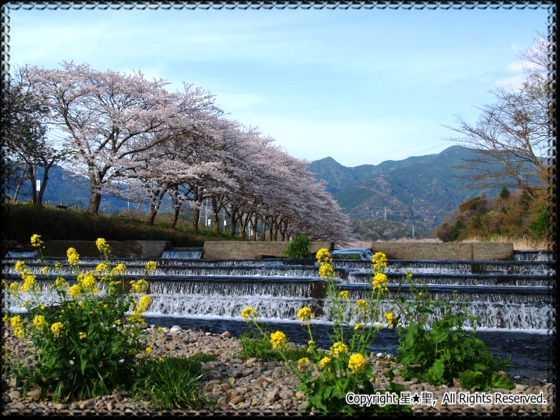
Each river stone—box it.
[2,325,555,416]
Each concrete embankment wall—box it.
[21,240,513,261]
[370,242,514,261]
[202,241,334,259]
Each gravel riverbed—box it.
[2,325,556,417]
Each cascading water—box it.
[160,248,203,259]
[2,249,555,380]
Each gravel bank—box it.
[2,325,556,417]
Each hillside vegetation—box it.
[434,187,552,249]
[308,145,535,240]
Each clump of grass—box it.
[133,356,213,410]
[238,331,311,362]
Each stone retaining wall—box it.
[22,240,514,261]
[370,242,514,261]
[202,241,334,259]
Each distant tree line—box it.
[3,62,352,243]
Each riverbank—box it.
[2,325,555,417]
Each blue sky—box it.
[5,3,552,167]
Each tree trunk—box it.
[27,165,38,204]
[229,208,238,238]
[37,166,50,206]
[171,206,181,229]
[147,207,158,225]
[88,190,102,215]
[212,197,221,234]
[11,167,27,203]
[192,206,200,231]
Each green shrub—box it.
[390,275,514,391]
[284,235,312,258]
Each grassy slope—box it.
[1,203,234,254]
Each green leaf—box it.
[426,359,445,384]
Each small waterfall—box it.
[4,250,39,259]
[147,276,324,298]
[346,271,554,287]
[146,295,324,321]
[2,255,554,331]
[513,250,555,262]
[160,248,203,259]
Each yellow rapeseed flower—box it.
[354,299,369,312]
[330,341,348,356]
[372,272,388,291]
[136,295,152,312]
[96,238,110,255]
[307,340,316,352]
[79,332,87,340]
[348,353,366,373]
[30,234,44,248]
[55,277,67,290]
[96,263,108,273]
[14,261,26,272]
[338,290,350,300]
[297,306,314,322]
[146,347,154,354]
[316,248,332,263]
[297,357,310,370]
[51,322,63,336]
[67,247,80,265]
[372,252,388,270]
[145,261,157,275]
[79,272,96,291]
[69,284,81,297]
[318,356,331,370]
[130,279,148,294]
[354,323,363,330]
[318,263,334,279]
[111,264,127,276]
[241,306,258,322]
[10,315,22,330]
[33,315,46,329]
[383,313,395,328]
[19,273,36,292]
[270,331,287,350]
[10,316,26,339]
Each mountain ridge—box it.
[307,145,511,239]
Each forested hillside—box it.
[308,145,518,239]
